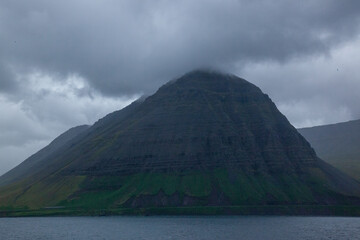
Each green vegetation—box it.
[181,173,211,197]
[0,176,85,209]
[0,166,355,216]
[61,172,212,209]
[213,169,316,204]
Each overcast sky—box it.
[1,0,360,175]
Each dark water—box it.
[0,216,359,240]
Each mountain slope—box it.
[0,125,90,187]
[299,119,360,180]
[1,70,360,213]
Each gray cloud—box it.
[241,36,360,127]
[0,74,137,174]
[1,0,360,95]
[1,0,360,174]
[0,63,17,93]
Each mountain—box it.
[1,70,360,215]
[299,119,360,180]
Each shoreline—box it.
[2,205,360,217]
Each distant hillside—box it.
[0,125,90,186]
[299,119,360,180]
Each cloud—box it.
[241,36,360,127]
[0,140,50,176]
[0,63,17,93]
[1,0,360,95]
[0,0,360,173]
[0,73,137,174]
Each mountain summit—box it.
[1,70,360,214]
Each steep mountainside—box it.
[1,70,359,214]
[299,120,360,180]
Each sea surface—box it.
[0,216,359,240]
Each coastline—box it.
[2,205,360,217]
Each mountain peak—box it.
[182,68,233,78]
[174,69,243,85]
[156,69,260,100]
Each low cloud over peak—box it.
[1,0,360,95]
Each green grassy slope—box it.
[0,167,354,213]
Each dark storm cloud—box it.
[1,0,360,96]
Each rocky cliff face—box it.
[1,70,359,211]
